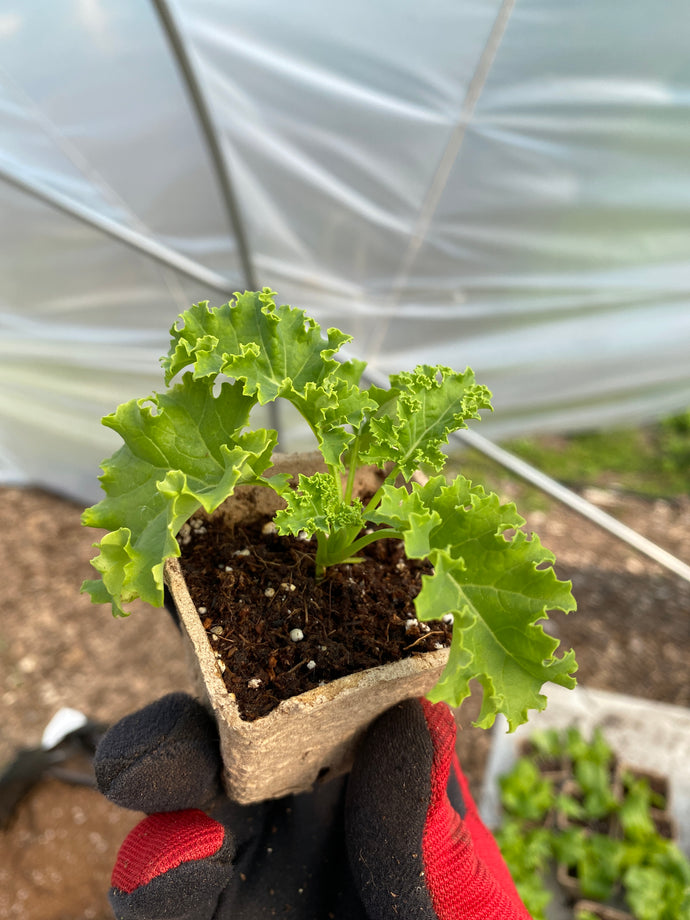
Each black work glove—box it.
[95,693,530,919]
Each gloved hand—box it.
[95,693,531,919]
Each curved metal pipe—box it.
[457,428,690,584]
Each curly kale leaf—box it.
[82,374,274,616]
[373,476,577,729]
[360,365,492,478]
[163,288,375,465]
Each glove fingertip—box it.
[112,809,227,893]
[95,693,221,812]
[110,810,232,920]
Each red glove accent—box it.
[111,809,225,894]
[420,700,532,920]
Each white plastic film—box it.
[0,1,689,499]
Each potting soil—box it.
[178,511,452,720]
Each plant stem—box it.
[313,523,402,581]
[344,439,359,505]
[327,463,343,500]
[345,528,402,558]
[364,464,400,514]
[314,533,329,582]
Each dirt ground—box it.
[1,483,688,919]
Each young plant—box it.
[527,726,569,761]
[498,727,690,920]
[574,760,620,822]
[623,843,690,920]
[81,288,577,729]
[618,773,663,842]
[498,758,557,823]
[494,819,554,919]
[565,725,614,767]
[574,833,622,902]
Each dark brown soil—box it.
[178,512,451,720]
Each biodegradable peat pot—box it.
[555,860,585,903]
[573,901,633,920]
[164,452,450,805]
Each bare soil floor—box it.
[1,484,688,919]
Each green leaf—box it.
[360,364,492,477]
[369,479,444,558]
[374,474,577,730]
[214,292,350,406]
[528,727,568,760]
[619,776,659,842]
[575,760,618,820]
[624,866,670,920]
[578,834,621,901]
[551,826,587,867]
[163,289,349,393]
[556,792,586,821]
[495,822,553,920]
[81,374,275,616]
[318,377,379,466]
[163,288,376,465]
[273,472,364,537]
[498,758,556,822]
[334,356,368,389]
[574,726,614,768]
[273,472,371,572]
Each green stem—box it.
[343,438,360,505]
[315,532,330,581]
[327,463,343,500]
[346,528,402,557]
[364,464,400,514]
[313,522,403,580]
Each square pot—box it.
[615,762,677,841]
[573,900,633,920]
[164,452,450,804]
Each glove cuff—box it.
[420,699,531,919]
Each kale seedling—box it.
[498,758,557,823]
[81,288,577,729]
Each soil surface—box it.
[1,483,688,919]
[178,512,449,720]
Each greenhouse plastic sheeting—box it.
[1,1,689,501]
